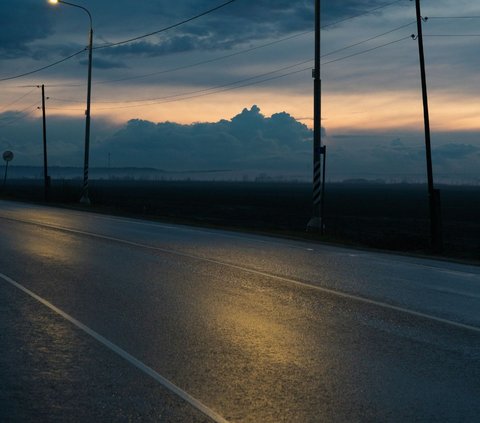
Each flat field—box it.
[2,179,479,261]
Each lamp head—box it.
[49,0,59,4]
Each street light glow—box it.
[48,0,59,4]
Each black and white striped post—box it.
[307,0,326,233]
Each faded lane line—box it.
[0,206,317,252]
[2,215,480,335]
[0,272,230,423]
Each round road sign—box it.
[3,151,14,162]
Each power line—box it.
[0,101,39,119]
[48,67,312,111]
[0,49,86,82]
[49,0,407,88]
[0,102,39,128]
[321,0,405,29]
[41,31,314,89]
[321,36,411,66]
[49,34,410,111]
[92,0,403,51]
[425,34,480,37]
[93,0,237,50]
[53,20,416,89]
[0,1,236,83]
[428,16,480,20]
[1,0,405,86]
[321,21,415,59]
[50,59,314,105]
[0,88,37,113]
[93,68,313,110]
[50,22,415,104]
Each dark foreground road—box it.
[0,200,479,422]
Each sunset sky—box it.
[1,0,479,182]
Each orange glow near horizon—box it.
[4,85,480,134]
[89,89,480,133]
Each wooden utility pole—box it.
[414,0,443,252]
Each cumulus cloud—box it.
[2,104,480,183]
[95,105,312,170]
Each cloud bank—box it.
[1,105,479,184]
[96,105,312,171]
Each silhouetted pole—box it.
[414,0,443,252]
[50,0,93,204]
[80,24,93,205]
[40,84,50,201]
[3,162,9,189]
[307,0,325,233]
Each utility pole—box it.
[307,0,326,234]
[80,24,93,205]
[40,84,50,201]
[414,0,443,252]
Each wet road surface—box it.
[0,200,479,422]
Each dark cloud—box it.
[92,0,385,58]
[0,0,54,57]
[79,57,128,70]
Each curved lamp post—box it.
[49,0,93,204]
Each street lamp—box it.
[49,0,93,204]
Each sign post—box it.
[3,151,14,189]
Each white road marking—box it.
[3,215,480,334]
[0,205,316,252]
[0,272,230,423]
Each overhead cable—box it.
[0,1,236,83]
[428,16,480,20]
[0,88,37,113]
[51,22,414,104]
[424,34,480,37]
[51,59,314,105]
[0,49,86,82]
[2,0,405,86]
[322,0,405,29]
[45,0,407,88]
[321,36,411,66]
[93,0,237,50]
[0,102,39,128]
[49,35,411,111]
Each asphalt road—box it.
[0,199,479,422]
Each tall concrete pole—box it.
[307,0,325,233]
[50,1,93,204]
[414,0,442,251]
[80,25,93,205]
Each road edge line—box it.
[3,216,480,334]
[0,272,230,423]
